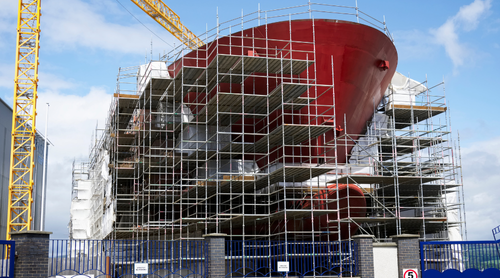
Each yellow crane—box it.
[130,0,204,49]
[5,0,202,240]
[6,0,42,240]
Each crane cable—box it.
[114,0,174,48]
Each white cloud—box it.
[0,0,16,44]
[0,63,13,89]
[38,71,76,93]
[431,20,465,67]
[42,0,175,54]
[456,0,492,31]
[460,136,500,240]
[37,86,112,238]
[0,0,177,55]
[430,0,491,68]
[1,66,75,93]
[0,0,16,21]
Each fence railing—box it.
[420,240,500,274]
[226,240,357,277]
[0,240,15,278]
[48,239,358,278]
[49,239,207,278]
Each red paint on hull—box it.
[169,19,396,239]
[295,183,367,240]
[174,19,397,168]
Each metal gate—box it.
[0,240,15,278]
[49,239,208,278]
[226,240,357,277]
[420,240,500,277]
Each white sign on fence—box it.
[277,261,289,272]
[403,269,418,278]
[134,263,149,274]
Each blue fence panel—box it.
[226,240,357,277]
[420,240,500,277]
[49,239,207,278]
[0,240,15,278]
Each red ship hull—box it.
[175,19,397,168]
[169,19,397,239]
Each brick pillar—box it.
[391,234,420,277]
[203,233,226,278]
[353,235,374,278]
[10,231,52,278]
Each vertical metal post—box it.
[41,103,49,231]
[8,241,15,278]
[258,3,261,25]
[215,6,220,234]
[457,133,467,240]
[420,241,425,275]
[240,8,246,246]
[389,87,401,235]
[355,0,359,23]
[308,0,312,19]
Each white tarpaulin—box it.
[70,179,92,239]
[177,125,230,156]
[137,61,170,93]
[386,71,427,106]
[199,159,259,180]
[156,102,193,128]
[444,190,464,271]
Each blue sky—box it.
[0,0,498,240]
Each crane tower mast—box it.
[5,0,200,240]
[6,0,42,240]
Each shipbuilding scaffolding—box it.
[70,3,465,243]
[338,73,465,241]
[109,33,336,241]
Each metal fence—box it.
[226,240,357,277]
[49,239,207,278]
[421,240,500,274]
[0,240,15,278]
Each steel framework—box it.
[6,0,41,239]
[130,0,204,49]
[338,78,465,241]
[71,3,465,246]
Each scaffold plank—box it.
[283,96,316,110]
[384,104,447,129]
[268,83,312,111]
[181,165,334,199]
[253,124,333,153]
[138,76,173,96]
[219,214,268,228]
[218,124,332,156]
[196,82,312,125]
[181,66,206,84]
[269,209,334,222]
[378,184,445,197]
[328,174,441,185]
[379,136,447,155]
